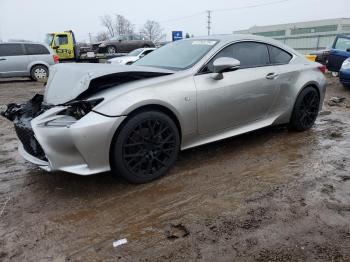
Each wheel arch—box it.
[108,103,182,167]
[297,81,321,99]
[272,81,322,126]
[287,81,321,123]
[29,63,49,74]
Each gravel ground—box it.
[0,76,350,261]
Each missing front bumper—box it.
[1,95,126,176]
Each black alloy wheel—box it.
[111,111,180,184]
[289,86,320,131]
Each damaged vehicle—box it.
[1,35,326,184]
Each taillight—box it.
[318,65,326,74]
[53,55,59,63]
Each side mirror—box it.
[347,48,350,52]
[211,57,240,80]
[52,45,59,50]
[139,54,145,58]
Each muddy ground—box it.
[0,76,350,262]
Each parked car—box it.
[98,35,155,54]
[339,57,350,87]
[1,35,326,184]
[0,42,58,81]
[309,49,330,65]
[107,48,156,65]
[327,35,350,73]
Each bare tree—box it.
[101,15,115,37]
[140,20,166,44]
[115,15,134,35]
[101,14,134,38]
[95,31,110,42]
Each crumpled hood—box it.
[44,63,174,105]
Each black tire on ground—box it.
[107,45,117,54]
[111,110,180,184]
[342,83,350,89]
[30,65,48,81]
[288,86,320,132]
[143,45,150,48]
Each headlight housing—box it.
[45,99,103,127]
[341,59,350,70]
[60,98,104,120]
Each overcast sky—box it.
[0,0,349,43]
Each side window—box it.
[131,35,141,40]
[143,50,153,55]
[202,41,269,73]
[203,45,234,72]
[55,35,68,45]
[0,44,25,56]
[232,42,270,68]
[25,44,50,55]
[268,45,292,64]
[334,37,350,51]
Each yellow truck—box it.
[45,30,106,62]
[45,30,78,61]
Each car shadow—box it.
[0,78,33,84]
[23,125,291,198]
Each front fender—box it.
[93,76,197,138]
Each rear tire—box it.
[111,110,180,184]
[30,65,48,81]
[288,86,320,131]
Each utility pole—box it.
[207,10,211,35]
[88,32,92,44]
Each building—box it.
[234,18,350,54]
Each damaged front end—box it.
[1,93,107,171]
[0,63,174,175]
[1,94,49,161]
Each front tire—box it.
[111,111,180,184]
[107,45,117,54]
[30,65,48,81]
[289,86,320,131]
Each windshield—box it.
[128,48,143,56]
[134,39,218,70]
[45,34,54,45]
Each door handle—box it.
[0,58,6,61]
[266,72,278,80]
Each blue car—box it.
[327,35,350,73]
[340,58,350,88]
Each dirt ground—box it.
[0,76,350,262]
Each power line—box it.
[158,11,205,24]
[212,0,292,13]
[152,0,292,25]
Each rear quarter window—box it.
[268,45,292,65]
[25,44,50,55]
[0,44,25,56]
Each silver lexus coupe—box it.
[2,35,326,184]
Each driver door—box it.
[194,41,280,135]
[54,34,74,60]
